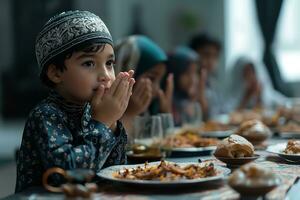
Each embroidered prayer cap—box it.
[35,10,113,70]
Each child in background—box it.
[230,58,262,110]
[189,33,223,120]
[115,35,173,133]
[167,47,202,126]
[16,11,135,192]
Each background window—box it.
[274,0,300,82]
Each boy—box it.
[189,33,223,120]
[16,10,135,192]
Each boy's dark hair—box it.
[40,39,107,87]
[189,33,221,52]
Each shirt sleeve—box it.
[31,107,123,173]
[102,120,128,168]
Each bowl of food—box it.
[229,110,262,126]
[277,122,300,139]
[161,130,219,157]
[214,134,259,168]
[267,140,300,162]
[228,163,280,197]
[235,120,272,145]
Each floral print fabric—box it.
[15,91,127,192]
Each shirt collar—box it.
[48,90,86,115]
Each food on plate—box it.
[283,140,300,155]
[278,106,300,123]
[214,134,254,158]
[235,120,271,144]
[162,131,219,148]
[113,160,217,181]
[229,110,262,125]
[198,121,232,132]
[278,121,300,133]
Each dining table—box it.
[3,138,300,200]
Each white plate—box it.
[267,143,300,162]
[97,161,230,187]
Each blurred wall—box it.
[0,0,14,71]
[106,0,224,49]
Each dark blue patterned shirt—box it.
[15,91,127,192]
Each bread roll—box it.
[214,134,254,158]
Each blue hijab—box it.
[115,35,167,115]
[167,46,199,99]
[115,35,167,78]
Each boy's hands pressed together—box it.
[91,70,135,129]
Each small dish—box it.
[214,154,260,168]
[229,182,280,197]
[267,143,300,162]
[228,163,280,197]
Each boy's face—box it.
[55,44,115,104]
[139,63,166,98]
[197,45,220,74]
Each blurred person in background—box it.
[167,46,202,126]
[227,57,287,111]
[189,33,223,120]
[115,35,174,133]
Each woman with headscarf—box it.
[227,57,287,111]
[167,46,202,126]
[115,35,174,133]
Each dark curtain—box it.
[255,0,291,96]
[1,0,73,119]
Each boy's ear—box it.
[47,64,63,84]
